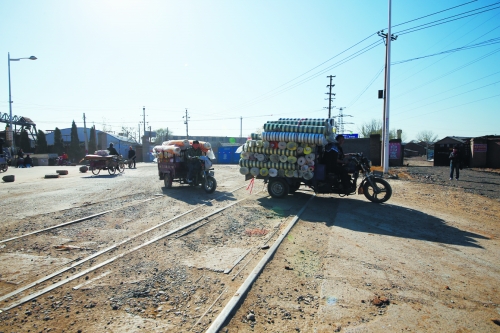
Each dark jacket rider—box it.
[108,143,119,156]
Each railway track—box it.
[0,169,316,332]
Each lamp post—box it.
[8,52,37,151]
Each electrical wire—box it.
[394,4,500,36]
[392,37,500,64]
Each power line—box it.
[394,3,500,36]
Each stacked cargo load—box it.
[239,118,335,180]
[153,139,215,162]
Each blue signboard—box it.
[341,134,359,139]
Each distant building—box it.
[433,135,500,168]
[45,128,137,158]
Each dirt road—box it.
[0,161,499,332]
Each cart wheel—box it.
[91,167,100,175]
[108,167,116,175]
[164,173,172,188]
[268,178,289,198]
[118,162,125,173]
[203,176,217,193]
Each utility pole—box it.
[142,106,146,135]
[240,116,243,143]
[325,75,336,118]
[148,125,152,143]
[183,109,190,139]
[83,113,89,154]
[378,0,397,173]
[138,124,141,143]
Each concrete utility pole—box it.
[325,75,336,118]
[142,106,146,135]
[183,109,190,139]
[83,113,89,154]
[378,0,397,173]
[240,116,243,143]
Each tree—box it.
[359,119,382,138]
[36,130,48,153]
[69,120,81,161]
[20,129,31,152]
[53,127,64,155]
[88,125,97,154]
[415,130,439,144]
[154,128,173,144]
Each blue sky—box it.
[1,0,499,142]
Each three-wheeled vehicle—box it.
[84,154,125,175]
[158,152,217,193]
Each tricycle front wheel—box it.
[108,167,116,175]
[363,177,392,203]
[203,176,217,193]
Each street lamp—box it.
[8,52,37,151]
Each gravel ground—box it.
[1,159,499,332]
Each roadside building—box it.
[433,135,500,168]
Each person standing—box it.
[16,149,24,168]
[449,146,461,180]
[186,140,203,183]
[128,146,136,168]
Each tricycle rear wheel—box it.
[268,178,289,198]
[91,167,100,175]
[108,167,116,175]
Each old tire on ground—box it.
[203,175,217,193]
[363,177,392,203]
[56,170,68,175]
[79,166,89,173]
[163,173,172,188]
[268,178,289,198]
[2,175,15,182]
[45,174,60,179]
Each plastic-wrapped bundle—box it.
[277,118,335,127]
[269,168,278,177]
[239,159,297,170]
[303,171,314,180]
[261,131,298,142]
[260,168,269,176]
[95,150,110,156]
[263,123,330,135]
[239,167,249,175]
[287,156,297,164]
[262,132,326,145]
[243,147,297,156]
[250,133,262,140]
[250,167,260,176]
